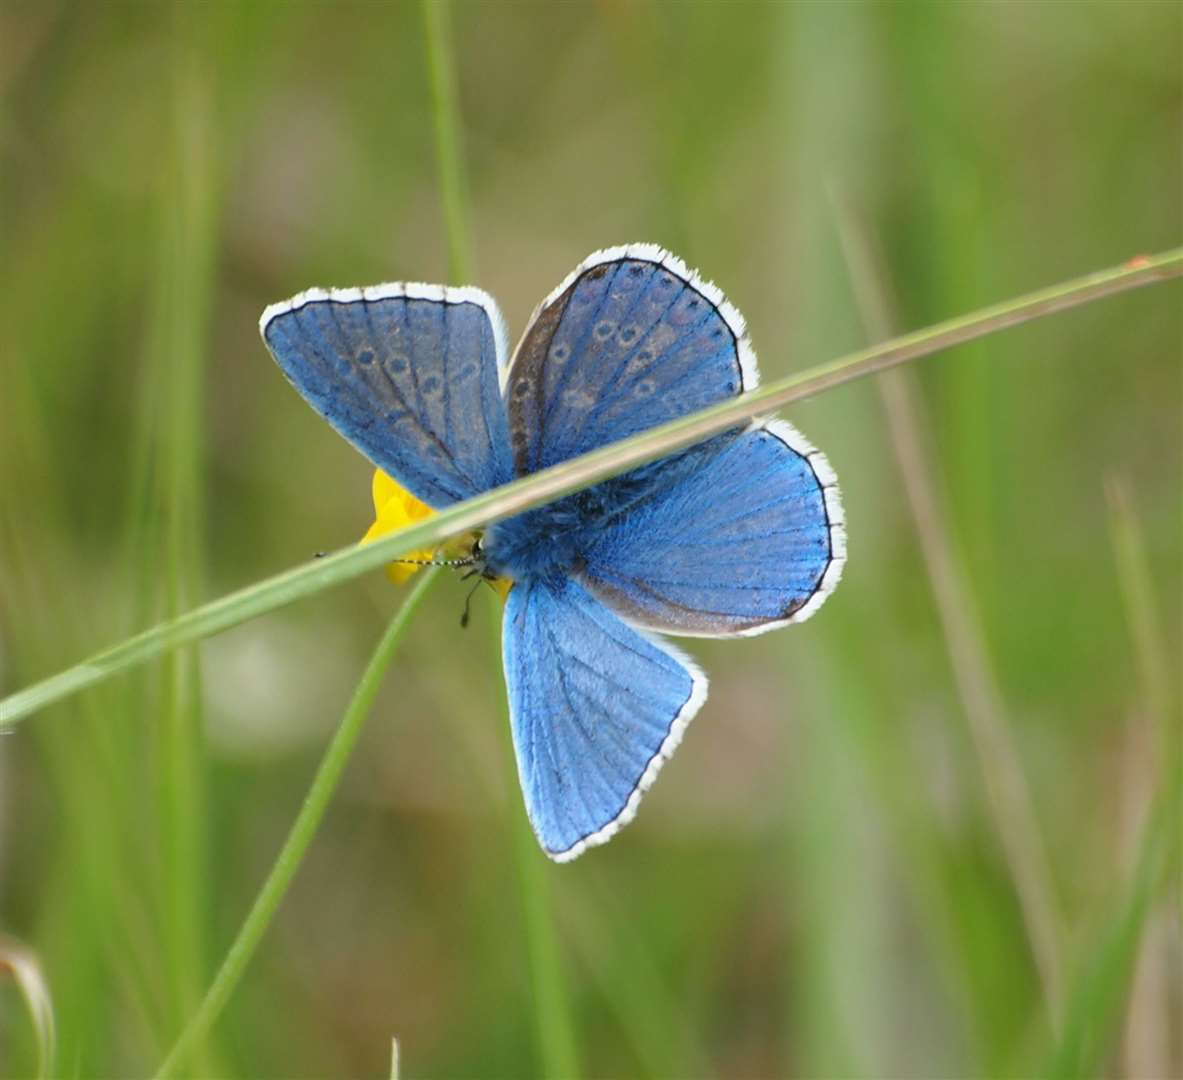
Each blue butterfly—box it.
[260,244,846,861]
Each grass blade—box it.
[834,200,1065,1032]
[1,247,1180,729]
[421,0,473,284]
[157,12,219,1045]
[152,568,440,1079]
[1104,476,1177,757]
[1105,475,1179,1078]
[0,937,57,1080]
[423,1,579,1068]
[1046,769,1181,1080]
[494,614,581,1079]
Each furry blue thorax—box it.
[481,497,594,582]
[480,435,738,582]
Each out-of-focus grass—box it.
[1,4,1180,1078]
[0,936,56,1079]
[155,12,218,1061]
[157,567,441,1079]
[835,195,1064,1035]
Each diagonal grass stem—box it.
[1,247,1180,729]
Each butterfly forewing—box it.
[261,286,512,508]
[506,246,754,475]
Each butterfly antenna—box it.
[314,552,475,566]
[459,576,485,629]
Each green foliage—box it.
[1,3,1180,1077]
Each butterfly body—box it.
[480,491,598,580]
[481,435,734,582]
[261,244,845,861]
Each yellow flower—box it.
[360,469,436,585]
[359,469,514,601]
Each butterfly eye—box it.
[356,349,374,366]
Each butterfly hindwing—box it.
[505,244,756,475]
[261,284,513,508]
[502,575,708,861]
[579,421,846,636]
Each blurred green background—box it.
[1,3,1180,1078]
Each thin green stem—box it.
[1105,475,1178,759]
[0,937,57,1080]
[425,8,577,1067]
[1104,474,1177,1078]
[421,0,473,284]
[2,248,1180,729]
[1046,765,1182,1080]
[834,199,1065,1031]
[159,13,218,1045]
[492,622,580,1079]
[151,568,439,1080]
